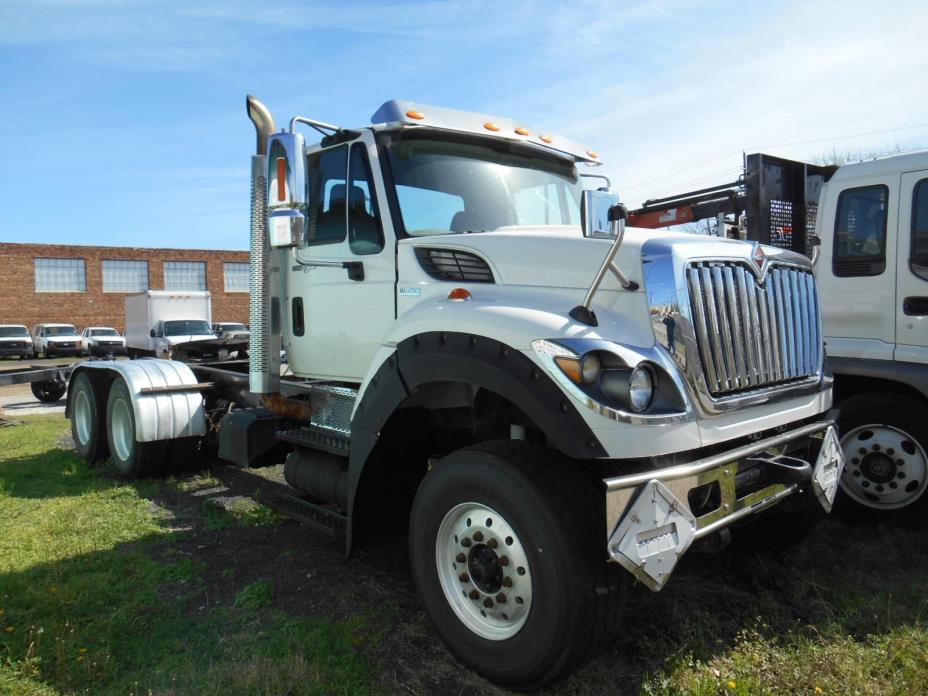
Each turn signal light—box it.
[406,110,425,120]
[448,288,471,302]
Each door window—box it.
[911,178,928,281]
[306,146,348,246]
[347,144,385,255]
[832,185,888,277]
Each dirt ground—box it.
[134,452,906,696]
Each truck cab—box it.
[814,151,928,514]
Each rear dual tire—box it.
[70,374,170,479]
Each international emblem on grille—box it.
[751,242,768,279]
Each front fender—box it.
[67,359,206,442]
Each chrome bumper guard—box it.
[604,421,844,591]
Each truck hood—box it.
[0,336,31,343]
[402,225,748,291]
[89,336,126,344]
[45,336,80,343]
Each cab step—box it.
[259,490,347,536]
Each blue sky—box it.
[2,0,927,250]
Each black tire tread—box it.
[432,440,625,688]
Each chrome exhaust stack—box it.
[246,95,280,394]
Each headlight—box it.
[627,365,654,412]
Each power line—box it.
[618,120,928,193]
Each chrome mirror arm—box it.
[569,204,638,327]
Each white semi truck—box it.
[65,97,843,688]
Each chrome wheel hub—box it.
[111,397,134,463]
[73,389,92,445]
[840,424,927,509]
[435,502,532,640]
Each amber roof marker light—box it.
[406,110,425,120]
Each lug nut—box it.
[496,593,507,604]
[487,537,498,549]
[461,537,472,548]
[898,471,906,479]
[469,589,480,600]
[498,555,509,567]
[459,572,469,583]
[473,531,484,542]
[456,553,466,563]
[483,597,494,608]
[502,576,513,588]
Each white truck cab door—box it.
[896,170,928,364]
[817,176,897,360]
[288,132,396,382]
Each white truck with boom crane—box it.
[626,151,928,518]
[64,96,843,688]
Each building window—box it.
[164,261,206,291]
[102,260,149,292]
[34,258,86,292]
[224,262,249,292]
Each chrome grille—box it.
[685,262,820,396]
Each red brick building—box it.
[0,242,249,331]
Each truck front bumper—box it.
[604,420,844,590]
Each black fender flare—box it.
[345,331,607,553]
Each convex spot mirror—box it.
[267,131,306,248]
[581,189,623,239]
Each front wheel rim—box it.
[435,502,533,641]
[840,424,928,509]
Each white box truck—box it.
[124,291,215,359]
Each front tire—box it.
[69,372,109,462]
[105,378,167,479]
[409,442,625,690]
[837,393,928,518]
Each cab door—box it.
[817,176,897,360]
[288,131,396,381]
[896,170,928,364]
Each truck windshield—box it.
[0,326,29,337]
[383,133,583,237]
[45,326,78,336]
[164,320,212,337]
[90,329,119,336]
[220,324,247,331]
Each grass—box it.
[0,415,388,695]
[1,415,927,695]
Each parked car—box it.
[32,323,82,358]
[80,327,128,357]
[211,322,250,343]
[0,324,35,359]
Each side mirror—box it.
[581,189,623,239]
[149,329,156,338]
[267,131,306,248]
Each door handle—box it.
[903,296,928,316]
[342,261,364,281]
[291,260,364,281]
